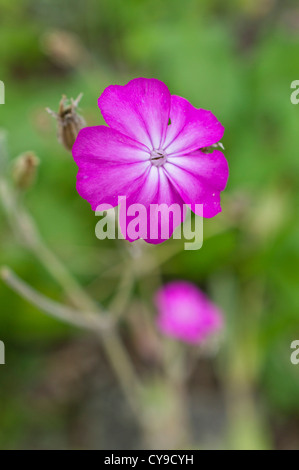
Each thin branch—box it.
[0,178,102,312]
[0,135,142,414]
[0,265,141,414]
[0,267,112,332]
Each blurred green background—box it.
[0,0,299,450]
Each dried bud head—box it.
[12,152,40,190]
[47,94,85,152]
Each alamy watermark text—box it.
[0,341,5,365]
[95,197,203,250]
[290,80,299,104]
[290,340,299,365]
[0,80,5,104]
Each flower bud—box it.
[12,152,40,190]
[47,94,85,152]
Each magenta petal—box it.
[164,95,225,156]
[72,126,150,209]
[155,281,223,344]
[119,167,186,244]
[98,78,171,149]
[72,78,229,237]
[163,150,229,218]
[72,125,149,164]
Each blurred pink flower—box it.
[72,77,228,243]
[155,281,223,344]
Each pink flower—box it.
[155,281,223,344]
[72,78,229,244]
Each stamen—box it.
[150,149,167,167]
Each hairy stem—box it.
[0,267,112,331]
[0,176,141,416]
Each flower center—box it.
[150,149,167,167]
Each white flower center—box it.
[150,148,167,167]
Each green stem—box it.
[0,267,112,331]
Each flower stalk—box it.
[0,143,141,418]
